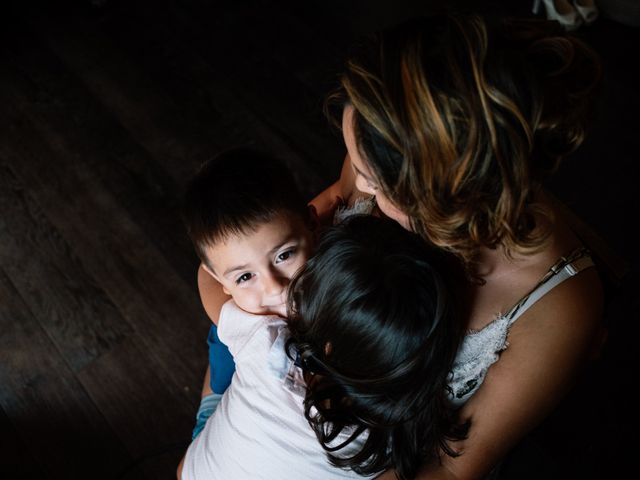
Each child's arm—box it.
[198,265,235,391]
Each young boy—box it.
[179,149,466,479]
[181,148,314,438]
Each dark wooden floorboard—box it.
[119,0,343,192]
[0,407,47,479]
[24,0,341,198]
[22,3,224,188]
[0,161,132,371]
[77,336,193,476]
[0,269,136,479]
[1,0,636,478]
[3,19,199,287]
[0,84,209,398]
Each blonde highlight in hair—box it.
[328,14,601,269]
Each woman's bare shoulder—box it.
[504,207,604,347]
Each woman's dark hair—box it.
[286,215,468,480]
[326,14,602,269]
[182,147,308,267]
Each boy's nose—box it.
[263,271,287,297]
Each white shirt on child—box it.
[181,300,369,480]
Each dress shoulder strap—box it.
[505,247,595,324]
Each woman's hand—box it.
[308,183,343,227]
[308,154,358,226]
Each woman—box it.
[311,14,605,479]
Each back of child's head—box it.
[286,215,468,480]
[183,148,308,266]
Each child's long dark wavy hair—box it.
[286,215,468,480]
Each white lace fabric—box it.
[448,249,595,407]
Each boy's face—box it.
[202,212,312,318]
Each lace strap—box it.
[506,248,595,324]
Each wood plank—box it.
[146,1,343,189]
[21,1,337,198]
[1,21,198,287]
[175,0,346,103]
[0,126,182,475]
[0,100,196,478]
[0,160,133,373]
[0,406,46,479]
[77,336,193,477]
[0,268,139,480]
[14,1,221,187]
[38,2,341,193]
[0,63,210,404]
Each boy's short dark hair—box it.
[183,148,308,266]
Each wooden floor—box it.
[0,1,637,479]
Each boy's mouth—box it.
[263,303,287,318]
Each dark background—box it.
[0,1,637,478]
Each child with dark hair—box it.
[286,215,467,480]
[181,147,313,439]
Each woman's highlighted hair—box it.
[327,14,601,269]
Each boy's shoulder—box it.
[218,300,287,357]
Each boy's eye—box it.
[276,248,296,263]
[236,273,253,285]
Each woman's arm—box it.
[421,270,604,479]
[377,270,604,480]
[197,263,234,394]
[197,263,230,326]
[177,456,185,480]
[201,365,213,398]
[309,154,356,224]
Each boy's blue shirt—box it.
[207,324,235,393]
